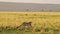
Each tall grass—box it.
[0,12,60,34]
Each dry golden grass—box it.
[0,12,60,29]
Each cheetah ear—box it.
[29,22,32,23]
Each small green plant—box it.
[44,28,50,32]
[53,29,60,34]
[35,28,41,32]
[34,27,41,32]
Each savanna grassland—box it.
[0,12,60,34]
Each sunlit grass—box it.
[0,12,60,34]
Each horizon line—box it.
[0,1,60,4]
